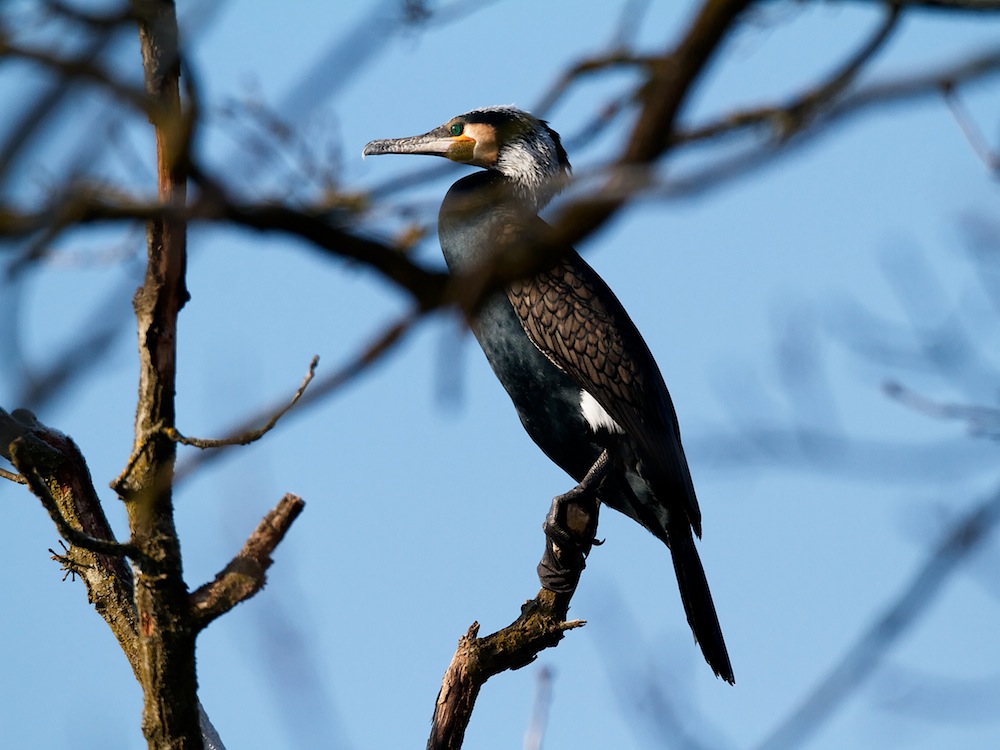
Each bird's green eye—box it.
[449,122,464,137]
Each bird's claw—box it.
[537,480,603,593]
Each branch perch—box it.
[427,591,584,750]
[428,452,606,749]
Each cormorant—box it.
[363,106,733,683]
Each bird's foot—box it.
[536,450,610,594]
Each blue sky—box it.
[2,1,1000,748]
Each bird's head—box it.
[363,106,571,209]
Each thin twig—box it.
[677,3,901,145]
[755,485,1000,750]
[523,666,553,750]
[943,84,1000,173]
[0,37,157,117]
[175,313,417,483]
[167,355,319,449]
[883,380,1000,438]
[883,0,1000,9]
[533,52,656,118]
[648,46,1000,202]
[0,467,27,484]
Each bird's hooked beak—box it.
[362,124,477,164]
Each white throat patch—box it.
[580,390,623,434]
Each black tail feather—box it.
[668,521,734,684]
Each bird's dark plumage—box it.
[363,106,733,683]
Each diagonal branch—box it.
[167,356,319,449]
[0,466,27,484]
[13,445,144,560]
[883,380,1000,439]
[860,0,1000,10]
[0,407,143,560]
[755,485,1000,750]
[677,2,901,145]
[175,312,417,483]
[189,493,305,631]
[0,187,449,310]
[0,36,157,117]
[428,453,606,749]
[0,406,141,670]
[650,46,1000,201]
[428,594,586,750]
[944,85,1000,173]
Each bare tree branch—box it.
[0,406,238,750]
[755,485,1000,750]
[189,493,305,631]
[175,312,417,483]
[0,5,127,189]
[0,35,155,116]
[523,666,554,750]
[883,380,1000,439]
[0,186,449,309]
[648,46,1000,201]
[678,3,901,145]
[12,444,143,559]
[0,406,141,670]
[0,466,27,484]
[167,356,319,449]
[944,85,1000,173]
[428,594,586,750]
[428,451,607,748]
[109,2,202,746]
[855,0,1000,10]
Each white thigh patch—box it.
[580,390,624,434]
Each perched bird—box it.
[363,106,733,683]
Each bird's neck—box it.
[439,171,548,273]
[495,156,568,214]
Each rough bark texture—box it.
[2,5,306,747]
[189,493,305,631]
[1,407,300,750]
[427,589,582,750]
[113,2,200,747]
[427,463,604,750]
[1,408,140,673]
